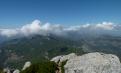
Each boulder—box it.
[22,61,31,70]
[51,52,121,73]
[13,69,20,73]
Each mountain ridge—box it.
[1,34,121,68]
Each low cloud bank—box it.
[0,20,121,38]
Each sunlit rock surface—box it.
[13,69,20,73]
[51,52,121,73]
[22,61,31,70]
[51,53,76,63]
[3,68,10,73]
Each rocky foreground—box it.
[51,52,121,73]
[2,52,121,73]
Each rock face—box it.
[51,52,121,73]
[13,69,20,73]
[3,68,10,73]
[51,53,76,63]
[22,61,31,70]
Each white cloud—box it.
[0,20,120,38]
[0,29,18,37]
[94,22,114,30]
[82,24,90,28]
[41,23,63,31]
[21,20,41,36]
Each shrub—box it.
[21,61,58,73]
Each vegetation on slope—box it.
[61,60,68,73]
[21,61,58,73]
[0,35,85,68]
[0,68,2,73]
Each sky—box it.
[0,0,121,28]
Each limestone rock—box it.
[65,52,121,73]
[22,61,31,70]
[3,68,10,73]
[13,69,20,73]
[51,52,121,73]
[51,53,76,63]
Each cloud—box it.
[0,29,18,37]
[0,20,120,38]
[21,20,41,36]
[77,22,115,30]
[94,22,115,30]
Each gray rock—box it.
[13,69,20,73]
[51,53,76,63]
[51,52,121,73]
[22,61,31,70]
[3,68,10,73]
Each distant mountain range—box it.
[0,34,121,69]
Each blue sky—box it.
[0,0,121,28]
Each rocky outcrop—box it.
[51,53,76,63]
[51,52,121,73]
[13,69,20,73]
[3,68,10,73]
[22,61,31,70]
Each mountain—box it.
[0,36,6,44]
[0,34,85,69]
[1,34,121,69]
[2,52,121,73]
